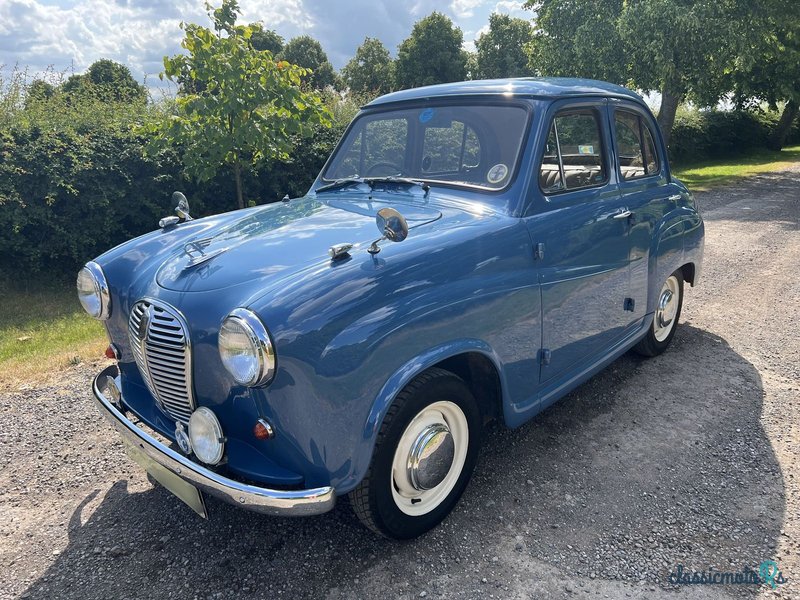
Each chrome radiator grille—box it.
[128,299,195,424]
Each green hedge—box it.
[669,108,800,164]
[0,91,357,280]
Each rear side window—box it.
[540,109,607,194]
[614,110,660,180]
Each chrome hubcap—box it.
[391,400,469,516]
[407,424,455,491]
[654,276,679,342]
[657,289,674,328]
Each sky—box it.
[0,0,530,87]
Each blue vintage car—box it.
[80,78,703,539]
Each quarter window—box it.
[540,109,607,194]
[614,111,660,180]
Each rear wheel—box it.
[634,270,684,357]
[349,368,481,539]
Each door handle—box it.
[613,209,633,220]
[668,194,682,202]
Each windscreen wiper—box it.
[315,177,371,193]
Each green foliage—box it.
[342,37,395,95]
[730,4,800,149]
[669,107,800,164]
[25,80,55,107]
[0,63,357,277]
[143,1,331,209]
[280,35,339,90]
[0,90,181,275]
[526,0,627,83]
[62,59,147,104]
[250,25,284,54]
[524,0,785,145]
[396,12,467,89]
[475,14,534,80]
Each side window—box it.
[614,110,660,180]
[421,121,481,174]
[540,109,606,194]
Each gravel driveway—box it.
[2,168,798,600]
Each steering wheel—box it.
[365,162,405,177]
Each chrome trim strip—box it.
[92,366,336,517]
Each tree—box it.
[395,12,467,89]
[144,0,331,209]
[250,25,284,54]
[524,0,762,148]
[474,13,534,79]
[62,59,147,103]
[732,5,800,150]
[280,35,338,90]
[341,37,395,94]
[525,1,628,83]
[25,80,55,107]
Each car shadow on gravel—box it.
[21,325,785,599]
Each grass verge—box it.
[0,282,107,390]
[673,145,800,191]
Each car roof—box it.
[365,77,645,107]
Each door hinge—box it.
[540,348,552,365]
[624,297,635,312]
[534,242,545,260]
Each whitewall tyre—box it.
[634,269,684,357]
[349,368,482,539]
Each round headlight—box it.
[188,407,225,465]
[218,308,276,387]
[76,261,110,320]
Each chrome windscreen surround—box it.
[128,298,196,424]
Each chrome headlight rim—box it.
[188,407,225,465]
[219,308,276,387]
[77,261,111,320]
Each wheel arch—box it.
[680,262,696,287]
[364,340,507,437]
[353,340,507,489]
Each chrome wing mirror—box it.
[367,207,409,254]
[159,191,193,229]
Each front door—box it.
[526,100,633,384]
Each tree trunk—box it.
[234,160,244,209]
[767,100,798,151]
[656,80,684,151]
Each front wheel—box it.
[634,269,684,357]
[349,368,481,539]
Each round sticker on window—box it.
[486,163,509,184]
[419,108,435,123]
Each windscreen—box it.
[323,104,530,190]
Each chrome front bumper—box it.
[91,366,336,517]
